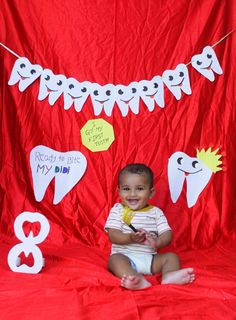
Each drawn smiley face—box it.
[138,76,164,111]
[162,64,192,100]
[8,57,43,92]
[168,151,213,208]
[115,82,140,116]
[191,46,223,82]
[90,83,116,116]
[64,78,91,112]
[38,69,67,106]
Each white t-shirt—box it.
[105,203,171,255]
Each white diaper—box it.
[125,253,155,275]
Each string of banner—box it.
[0,29,235,117]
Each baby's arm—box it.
[107,228,146,245]
[145,230,173,250]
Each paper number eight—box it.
[8,212,50,274]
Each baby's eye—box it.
[122,187,130,191]
[137,187,144,191]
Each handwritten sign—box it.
[81,119,115,152]
[30,146,87,204]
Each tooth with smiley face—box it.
[64,78,91,112]
[8,57,43,92]
[138,76,164,111]
[90,83,116,116]
[168,150,222,208]
[162,64,192,100]
[191,46,223,82]
[38,69,67,106]
[115,82,140,116]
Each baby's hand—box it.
[130,229,146,244]
[143,232,158,248]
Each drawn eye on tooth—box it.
[197,61,202,65]
[177,157,183,165]
[20,63,26,68]
[192,160,199,168]
[69,84,74,90]
[31,69,36,75]
[143,86,148,92]
[57,80,62,86]
[45,75,50,81]
[207,54,212,59]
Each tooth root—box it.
[53,156,87,204]
[63,93,73,110]
[186,169,212,208]
[168,168,186,203]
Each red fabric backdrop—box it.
[0,1,236,319]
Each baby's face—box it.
[118,173,154,211]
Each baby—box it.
[105,163,195,290]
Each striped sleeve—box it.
[104,203,122,231]
[155,208,172,235]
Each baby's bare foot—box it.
[121,274,152,290]
[161,268,195,285]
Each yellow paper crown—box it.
[196,147,222,173]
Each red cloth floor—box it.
[0,235,236,320]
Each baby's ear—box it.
[150,187,155,198]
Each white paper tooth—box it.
[64,78,91,112]
[168,151,212,207]
[90,83,116,116]
[8,57,43,92]
[186,165,212,208]
[191,46,223,82]
[30,145,87,205]
[138,76,164,111]
[38,69,67,106]
[115,82,140,116]
[162,64,192,100]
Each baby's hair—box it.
[118,163,154,188]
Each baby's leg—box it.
[108,253,151,290]
[151,253,195,285]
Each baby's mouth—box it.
[127,199,139,206]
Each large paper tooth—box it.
[38,69,67,106]
[168,151,212,207]
[30,145,87,205]
[90,83,116,116]
[191,46,223,82]
[64,78,91,112]
[162,64,192,100]
[115,82,140,116]
[138,76,164,111]
[8,57,43,92]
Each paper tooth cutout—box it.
[168,148,222,208]
[138,76,164,111]
[162,64,192,100]
[115,82,140,116]
[64,78,91,112]
[30,145,87,205]
[90,83,116,116]
[38,69,67,106]
[8,212,50,274]
[191,46,223,82]
[8,57,43,92]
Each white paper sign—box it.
[30,145,87,205]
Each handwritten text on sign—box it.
[81,119,115,152]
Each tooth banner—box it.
[4,43,224,117]
[168,148,222,208]
[30,146,87,205]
